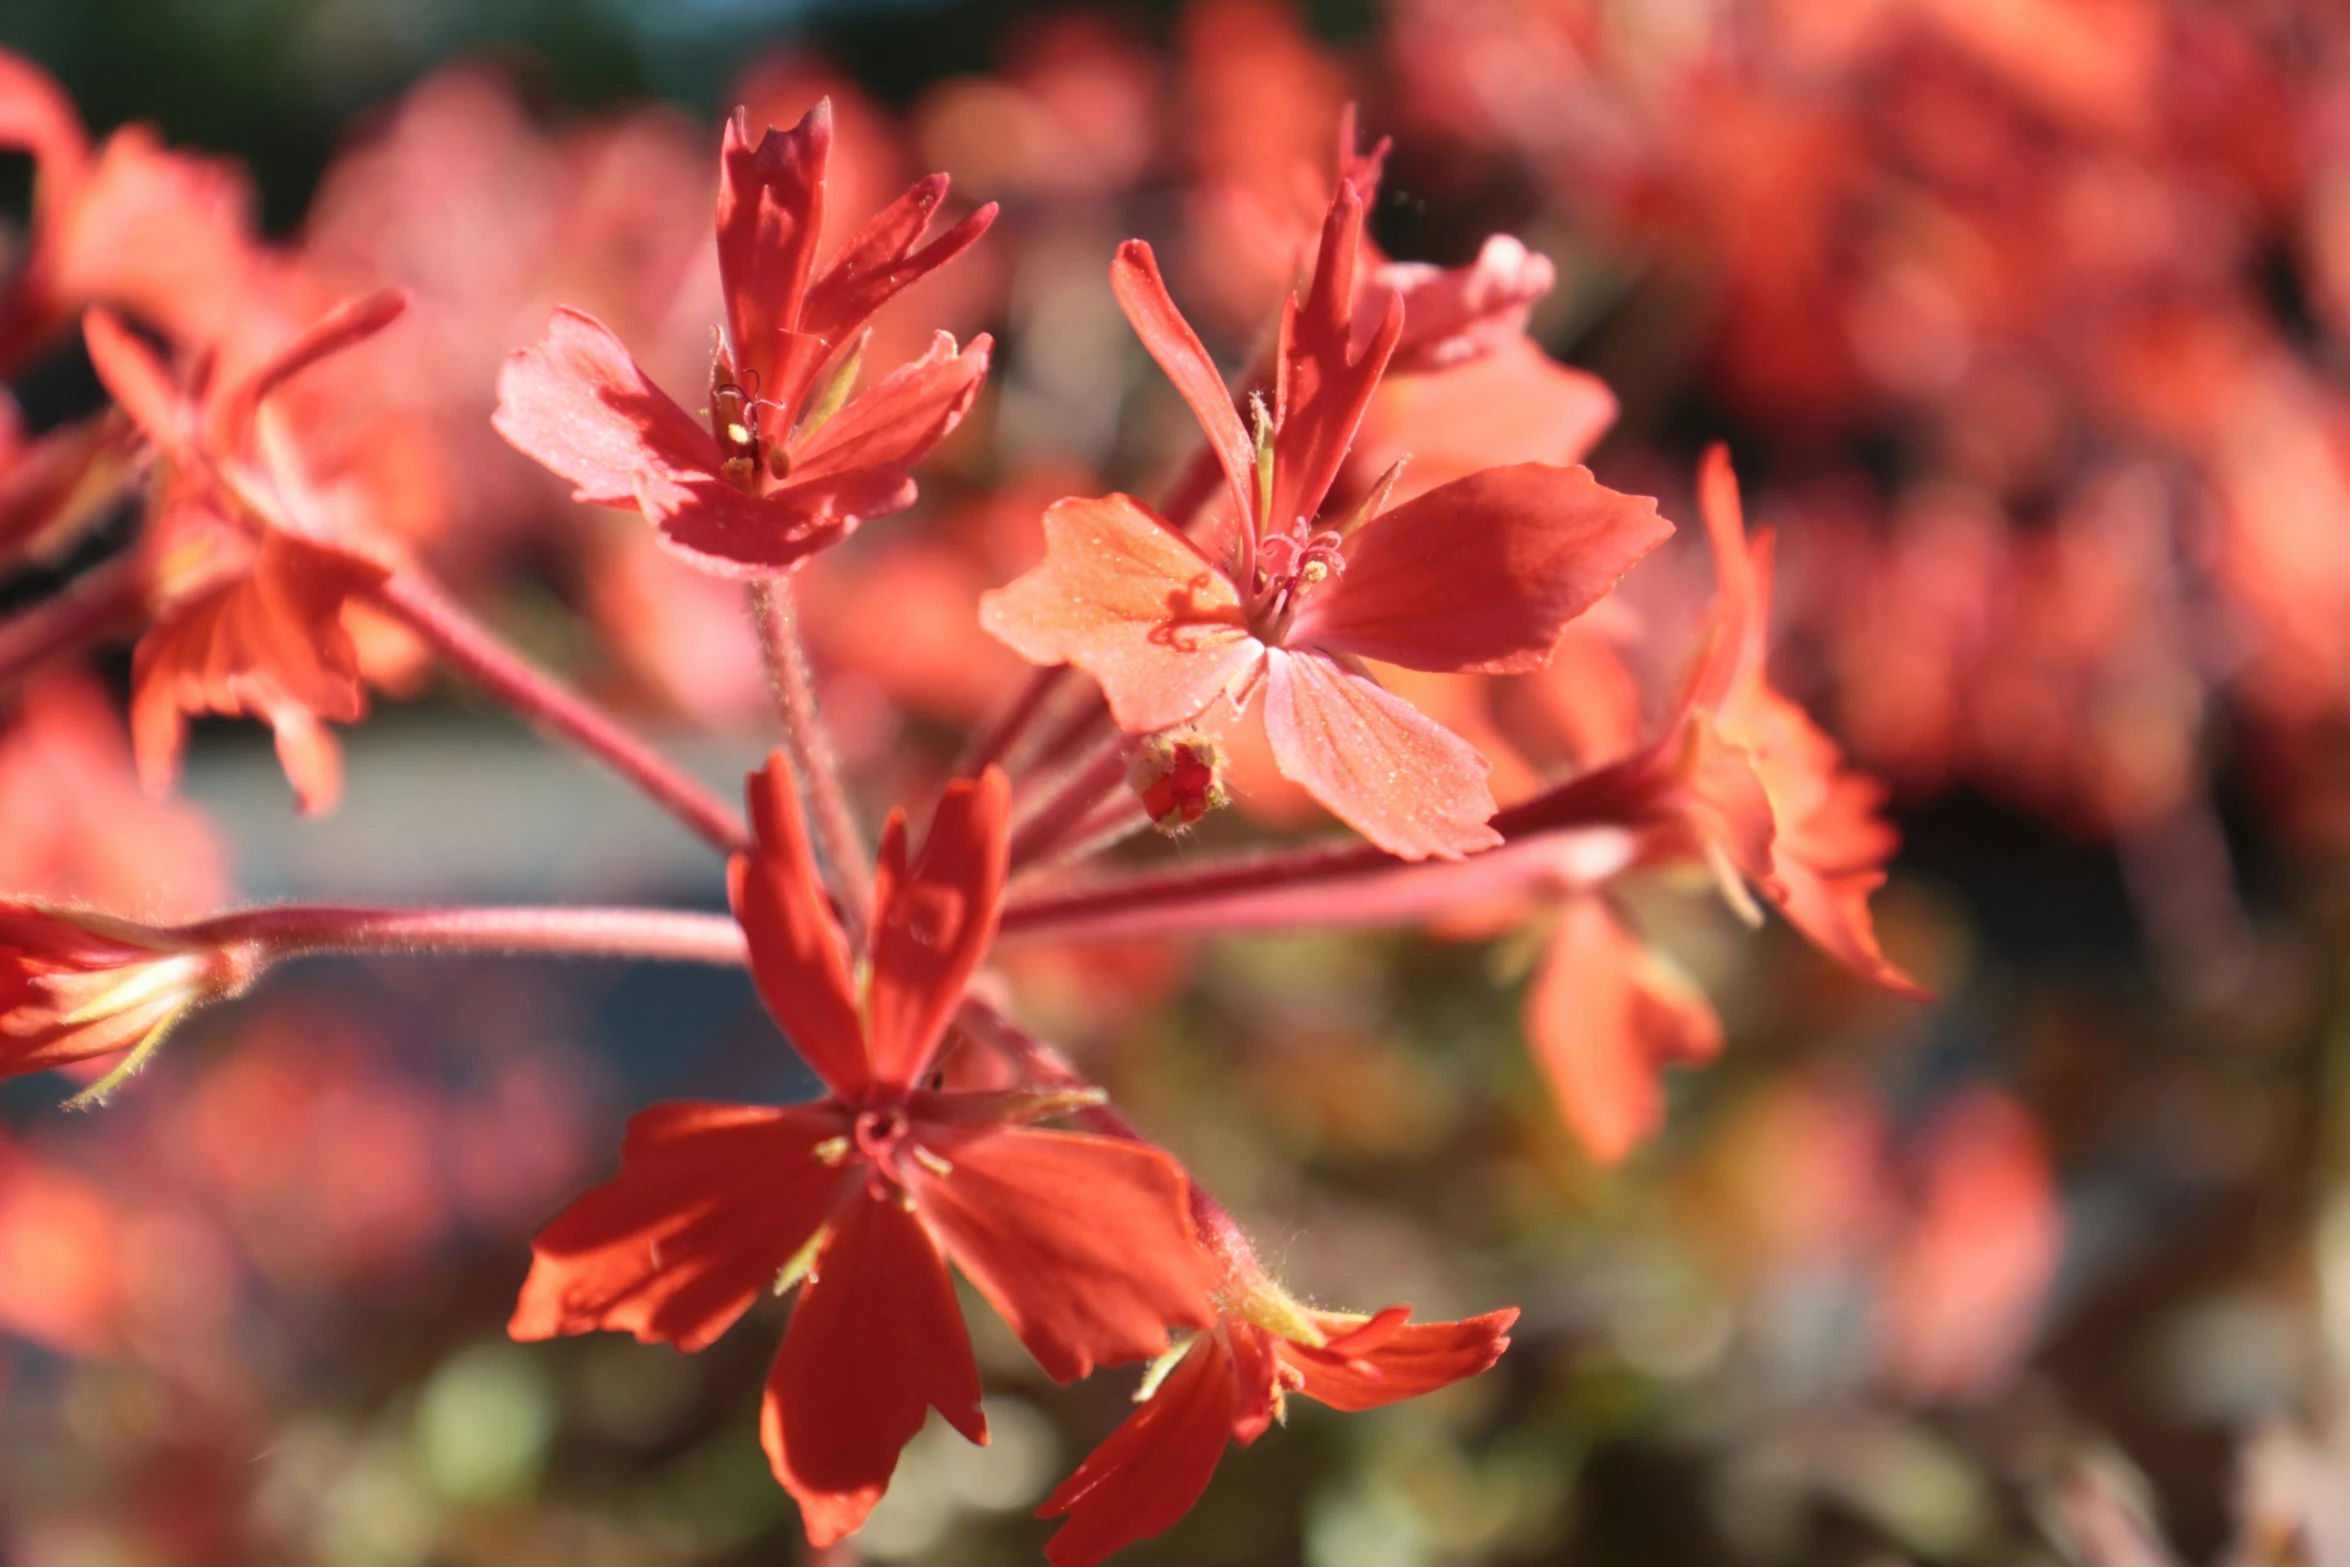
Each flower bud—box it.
[1126,733,1228,833]
[1,903,258,1106]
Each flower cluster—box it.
[0,41,1933,1559]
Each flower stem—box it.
[1007,736,1129,869]
[746,577,872,939]
[998,761,1657,943]
[960,665,1065,777]
[184,903,748,966]
[371,569,750,856]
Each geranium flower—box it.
[1664,447,1924,997]
[982,184,1670,858]
[494,101,997,576]
[1039,1214,1515,1565]
[83,291,410,813]
[0,902,256,1105]
[1482,450,1921,1164]
[510,757,1215,1545]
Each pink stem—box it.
[185,903,748,965]
[998,761,1658,943]
[961,665,1066,778]
[747,577,872,939]
[1008,740,1130,869]
[372,569,750,856]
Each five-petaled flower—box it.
[509,756,1216,1545]
[494,100,997,576]
[1039,1206,1516,1565]
[981,183,1670,859]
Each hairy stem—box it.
[372,569,749,856]
[998,762,1656,943]
[187,903,749,966]
[960,665,1067,778]
[1007,737,1130,869]
[746,577,872,939]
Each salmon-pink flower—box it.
[0,902,256,1105]
[982,186,1670,859]
[510,757,1214,1545]
[1040,1216,1515,1566]
[494,101,997,576]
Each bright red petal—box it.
[804,175,998,349]
[979,493,1262,733]
[637,470,879,578]
[864,769,1009,1090]
[509,1100,847,1353]
[1261,647,1501,860]
[913,1123,1214,1382]
[492,306,719,509]
[129,534,386,814]
[1109,241,1257,526]
[1039,1333,1240,1567]
[1526,897,1722,1164]
[717,103,828,416]
[784,330,991,489]
[1285,1307,1518,1412]
[1293,463,1670,673]
[764,1183,986,1547]
[729,753,870,1096]
[1269,183,1401,533]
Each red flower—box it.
[982,186,1670,859]
[83,294,408,813]
[1039,1223,1516,1566]
[494,101,996,576]
[510,759,1214,1546]
[0,902,255,1105]
[1669,447,1924,997]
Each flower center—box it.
[1246,528,1346,642]
[709,350,764,492]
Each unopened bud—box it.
[0,903,260,1107]
[1127,733,1229,833]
